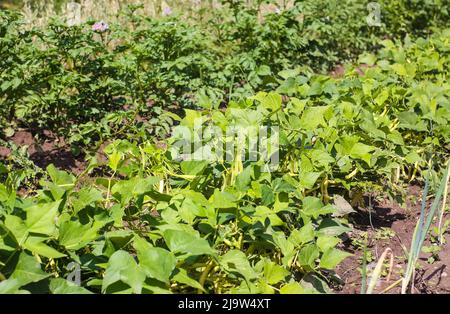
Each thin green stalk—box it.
[198,260,215,294]
[401,161,450,293]
[437,161,450,244]
[105,171,116,208]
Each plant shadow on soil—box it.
[334,186,450,294]
[1,130,91,175]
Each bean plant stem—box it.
[105,171,116,208]
[198,260,215,294]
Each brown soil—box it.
[335,185,450,294]
[329,64,346,78]
[329,64,376,78]
[0,146,12,158]
[1,129,87,175]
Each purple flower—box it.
[162,6,172,16]
[92,21,109,33]
[146,99,155,107]
[155,142,168,150]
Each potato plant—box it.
[1,1,448,144]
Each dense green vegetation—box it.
[1,1,449,143]
[0,1,449,294]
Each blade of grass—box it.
[366,247,393,294]
[437,160,450,244]
[401,161,450,293]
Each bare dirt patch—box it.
[1,129,87,175]
[335,185,450,294]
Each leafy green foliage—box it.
[1,1,448,146]
[0,2,449,295]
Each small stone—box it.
[332,195,357,217]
